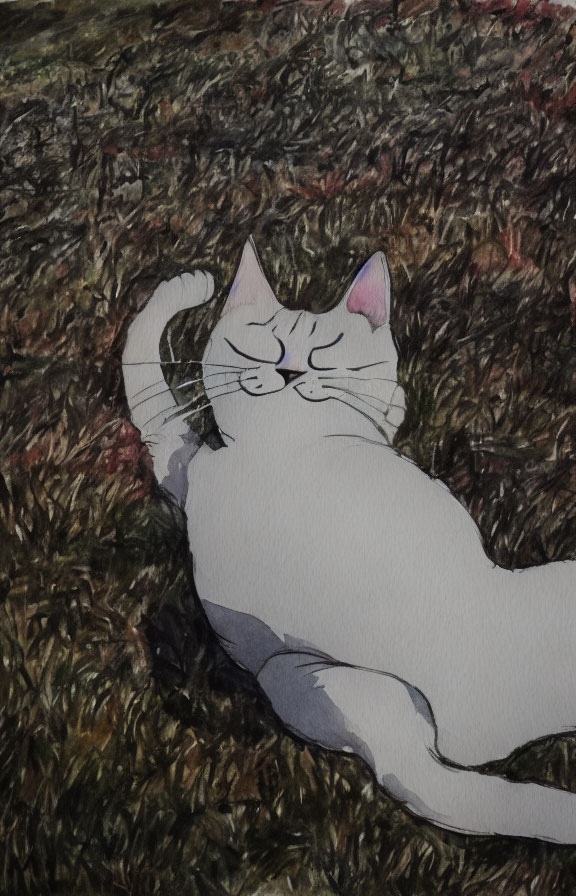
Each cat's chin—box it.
[238,380,331,403]
[293,383,331,403]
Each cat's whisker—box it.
[176,371,237,391]
[141,402,187,429]
[139,404,185,431]
[122,359,254,370]
[132,378,167,399]
[131,387,173,412]
[349,361,392,371]
[338,391,387,417]
[131,371,236,410]
[142,399,204,431]
[204,375,258,394]
[328,394,391,445]
[204,385,242,398]
[122,360,194,366]
[317,374,399,386]
[352,393,405,416]
[179,402,213,417]
[184,384,244,413]
[141,383,245,430]
[205,376,245,394]
[323,432,392,448]
[323,384,388,413]
[187,361,257,371]
[322,383,405,417]
[167,387,245,422]
[175,379,202,391]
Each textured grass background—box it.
[4,0,576,892]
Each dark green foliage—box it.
[3,0,576,892]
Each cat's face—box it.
[202,240,405,444]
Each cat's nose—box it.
[277,367,305,385]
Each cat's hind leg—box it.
[257,654,576,843]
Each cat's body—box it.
[190,433,575,769]
[123,242,576,842]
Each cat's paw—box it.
[147,270,214,319]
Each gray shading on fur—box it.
[161,429,202,506]
[124,241,576,843]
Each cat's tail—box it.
[257,654,576,843]
[122,271,213,497]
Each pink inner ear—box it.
[224,238,279,316]
[346,254,390,328]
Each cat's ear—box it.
[222,237,281,319]
[339,251,391,330]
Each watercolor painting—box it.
[5,0,576,892]
[125,236,576,845]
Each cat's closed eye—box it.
[308,333,344,371]
[224,335,284,366]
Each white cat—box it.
[123,239,576,842]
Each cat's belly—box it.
[186,442,576,766]
[188,442,497,687]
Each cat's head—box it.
[202,239,405,445]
